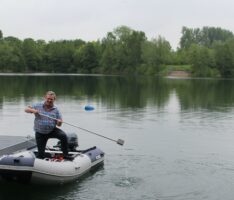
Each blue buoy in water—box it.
[84,105,94,111]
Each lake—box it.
[1,74,234,200]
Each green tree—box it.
[180,26,234,49]
[99,32,118,73]
[180,27,199,49]
[141,36,172,74]
[188,44,216,77]
[201,27,233,47]
[100,26,146,73]
[22,38,43,72]
[73,42,98,73]
[0,42,25,72]
[3,36,26,71]
[171,49,190,65]
[46,40,76,72]
[214,39,234,77]
[0,30,3,40]
[113,26,146,72]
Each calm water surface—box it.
[1,75,234,200]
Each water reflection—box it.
[0,75,234,111]
[0,167,104,200]
[0,181,82,200]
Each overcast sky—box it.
[0,0,233,49]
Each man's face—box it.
[44,94,55,107]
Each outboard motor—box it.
[67,132,78,151]
[56,132,78,152]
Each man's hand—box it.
[32,109,39,114]
[56,119,63,127]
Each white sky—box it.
[0,0,233,49]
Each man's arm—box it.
[56,109,63,127]
[25,106,38,114]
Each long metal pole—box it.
[38,113,125,146]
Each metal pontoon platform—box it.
[0,135,36,156]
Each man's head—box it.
[44,91,56,108]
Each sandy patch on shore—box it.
[168,70,191,77]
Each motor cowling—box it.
[67,132,78,151]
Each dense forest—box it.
[0,26,234,77]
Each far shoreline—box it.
[167,70,191,78]
[0,73,109,77]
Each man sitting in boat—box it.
[25,91,69,159]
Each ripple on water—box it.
[114,176,142,188]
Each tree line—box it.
[0,25,234,77]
